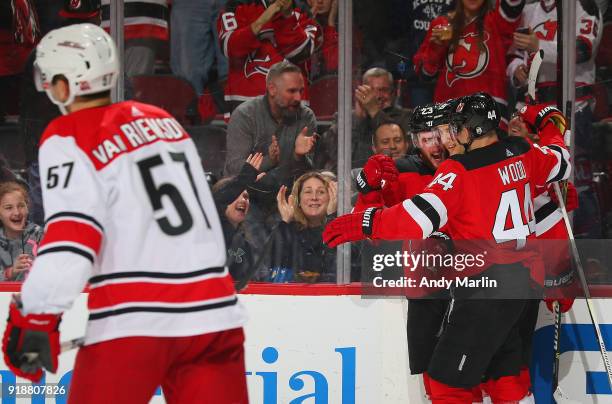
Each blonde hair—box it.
[290,172,331,230]
[0,181,29,207]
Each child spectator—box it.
[212,153,265,287]
[0,181,43,281]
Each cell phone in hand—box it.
[515,27,530,34]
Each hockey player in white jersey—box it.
[1,24,248,404]
[508,0,603,114]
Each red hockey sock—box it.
[485,375,529,403]
[519,367,532,391]
[428,377,473,404]
[422,372,433,398]
[472,384,484,402]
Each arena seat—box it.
[309,75,338,121]
[131,74,200,125]
[185,124,227,179]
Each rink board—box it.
[0,289,610,403]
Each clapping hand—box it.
[294,127,317,157]
[326,180,337,215]
[268,135,280,165]
[246,152,264,171]
[277,185,296,223]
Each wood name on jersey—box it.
[498,160,527,186]
[92,116,186,165]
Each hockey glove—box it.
[355,154,398,194]
[2,298,61,382]
[549,182,578,212]
[545,298,574,313]
[323,207,380,247]
[518,104,567,135]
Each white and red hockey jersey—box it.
[101,0,169,41]
[413,0,525,126]
[507,0,603,107]
[21,101,245,345]
[217,0,320,103]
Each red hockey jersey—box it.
[369,135,571,284]
[101,0,169,41]
[506,0,602,108]
[218,0,320,103]
[21,101,245,345]
[413,0,524,126]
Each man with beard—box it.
[325,92,571,403]
[353,101,468,401]
[224,60,317,183]
[354,101,454,211]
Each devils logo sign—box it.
[445,31,490,87]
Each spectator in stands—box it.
[413,0,525,127]
[19,1,101,225]
[371,121,410,161]
[213,153,265,286]
[217,0,321,112]
[507,0,604,241]
[307,0,338,80]
[0,181,43,282]
[171,0,227,117]
[224,61,317,185]
[263,171,336,283]
[101,0,169,98]
[0,0,39,123]
[385,0,455,108]
[317,67,413,170]
[506,0,602,149]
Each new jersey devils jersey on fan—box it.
[218,0,320,103]
[370,136,570,283]
[21,101,246,345]
[507,0,602,106]
[101,0,169,41]
[413,0,524,124]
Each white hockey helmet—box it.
[34,23,118,114]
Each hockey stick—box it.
[552,301,562,393]
[550,301,581,404]
[552,182,612,394]
[527,49,544,104]
[21,337,85,362]
[526,49,580,402]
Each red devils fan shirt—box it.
[20,101,246,345]
[218,0,320,103]
[367,135,570,284]
[101,0,169,41]
[413,0,524,126]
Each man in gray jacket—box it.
[224,60,317,186]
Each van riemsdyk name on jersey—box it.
[92,112,186,165]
